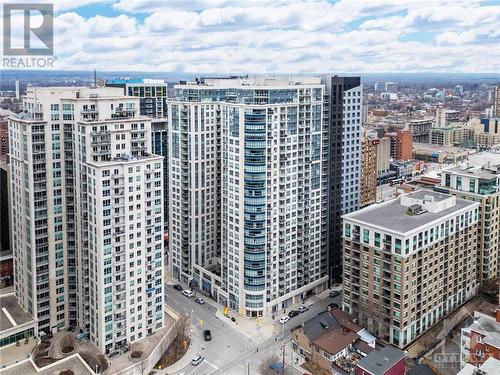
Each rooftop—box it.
[0,293,36,332]
[413,142,471,153]
[457,357,500,375]
[468,315,500,349]
[344,190,477,235]
[176,76,322,88]
[357,346,406,375]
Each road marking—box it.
[2,307,17,327]
[204,360,218,370]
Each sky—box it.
[3,0,500,73]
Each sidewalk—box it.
[158,334,201,374]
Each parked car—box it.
[182,289,194,298]
[195,297,205,305]
[191,354,204,366]
[328,302,339,310]
[203,330,212,341]
[329,291,341,298]
[298,305,309,313]
[288,310,299,318]
[173,284,183,291]
[278,315,290,324]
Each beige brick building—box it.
[342,190,479,348]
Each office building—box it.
[360,137,377,207]
[394,130,413,161]
[106,78,168,118]
[322,75,362,279]
[343,190,479,348]
[438,154,500,283]
[168,77,329,318]
[9,86,164,353]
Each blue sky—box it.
[5,0,500,72]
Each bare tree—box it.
[60,334,76,353]
[97,354,108,372]
[79,351,101,373]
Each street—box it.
[165,282,341,374]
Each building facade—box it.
[322,76,362,280]
[168,77,329,318]
[438,156,500,283]
[106,78,168,118]
[360,138,377,208]
[394,130,413,161]
[342,190,479,348]
[9,87,164,353]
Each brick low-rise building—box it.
[461,302,500,368]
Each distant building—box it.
[376,137,391,176]
[356,346,406,375]
[0,116,8,162]
[394,130,413,160]
[455,85,464,96]
[460,302,500,368]
[343,190,479,347]
[360,138,378,207]
[408,118,433,143]
[106,78,168,118]
[493,86,500,117]
[413,143,471,164]
[390,160,415,179]
[435,108,460,128]
[381,92,397,101]
[292,308,376,374]
[481,117,500,136]
[375,82,397,93]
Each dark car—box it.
[329,291,340,298]
[328,303,339,310]
[173,284,183,291]
[203,330,212,341]
[288,310,299,318]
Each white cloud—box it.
[44,0,500,73]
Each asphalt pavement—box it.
[164,281,341,374]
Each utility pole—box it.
[281,323,285,375]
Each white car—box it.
[298,305,309,313]
[191,354,204,366]
[278,315,290,324]
[182,289,194,298]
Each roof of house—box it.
[353,339,375,355]
[357,346,406,375]
[312,329,359,356]
[296,309,372,356]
